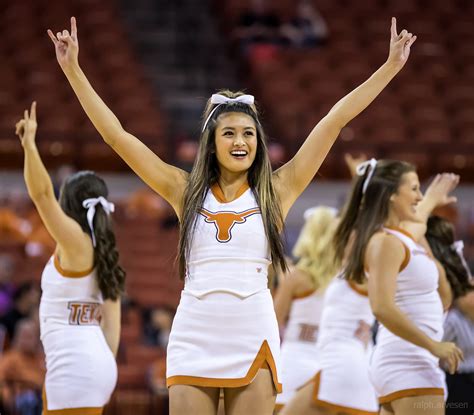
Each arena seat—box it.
[214,0,474,181]
[0,0,166,172]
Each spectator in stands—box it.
[149,355,167,396]
[233,0,283,54]
[146,308,173,415]
[443,291,474,413]
[0,254,16,317]
[175,139,199,172]
[125,188,169,222]
[143,307,173,349]
[52,164,75,198]
[25,210,55,259]
[0,282,40,341]
[280,0,328,48]
[0,319,45,415]
[0,197,31,244]
[146,308,174,415]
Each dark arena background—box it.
[0,0,473,414]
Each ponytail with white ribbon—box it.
[202,94,256,132]
[451,240,472,280]
[356,158,378,194]
[82,197,115,247]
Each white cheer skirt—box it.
[42,327,117,414]
[275,340,319,407]
[166,289,282,392]
[309,339,378,415]
[370,329,446,404]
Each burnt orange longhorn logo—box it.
[199,207,261,243]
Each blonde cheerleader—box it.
[274,207,338,411]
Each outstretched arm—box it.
[17,102,90,256]
[48,18,187,216]
[274,18,416,216]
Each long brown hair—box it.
[59,171,125,300]
[333,160,416,283]
[177,90,287,278]
[426,216,473,299]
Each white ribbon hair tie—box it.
[356,158,378,194]
[202,94,255,132]
[451,240,472,279]
[82,196,115,247]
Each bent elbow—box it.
[103,131,119,147]
[102,124,126,147]
[322,112,346,133]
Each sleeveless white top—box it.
[376,228,444,345]
[283,289,324,344]
[317,276,375,349]
[185,184,271,297]
[39,255,103,340]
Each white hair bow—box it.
[451,240,472,279]
[82,197,115,247]
[356,158,378,194]
[202,94,255,132]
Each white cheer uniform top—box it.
[40,255,103,340]
[317,276,375,349]
[185,184,271,298]
[377,227,444,344]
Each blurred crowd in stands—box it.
[233,0,328,55]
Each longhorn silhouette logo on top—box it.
[199,207,261,243]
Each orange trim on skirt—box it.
[379,387,444,404]
[311,371,378,415]
[167,340,282,392]
[42,386,103,415]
